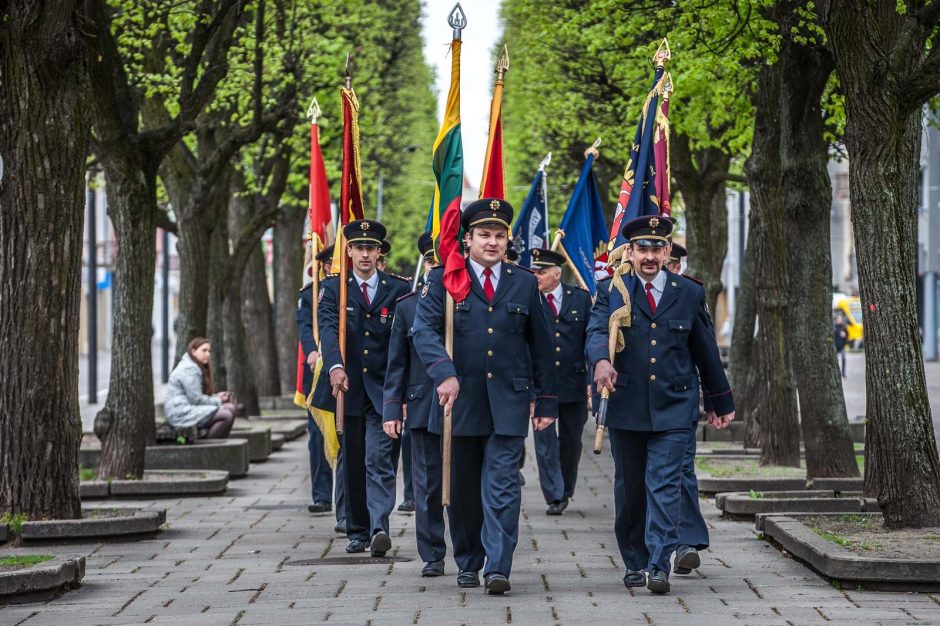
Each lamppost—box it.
[86,166,100,404]
[377,144,421,221]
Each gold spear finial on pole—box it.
[495,44,509,84]
[652,38,671,68]
[307,98,321,124]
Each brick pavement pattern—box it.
[3,427,940,625]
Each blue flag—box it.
[560,153,609,294]
[511,168,549,268]
[608,64,667,255]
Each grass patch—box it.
[697,455,865,478]
[0,513,27,535]
[0,554,53,568]
[79,467,97,482]
[749,490,764,499]
[695,458,806,478]
[812,528,876,551]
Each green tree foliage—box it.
[498,0,769,223]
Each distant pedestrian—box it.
[834,312,849,377]
[165,337,235,438]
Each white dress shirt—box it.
[353,270,379,303]
[544,283,564,313]
[641,270,666,307]
[468,258,501,292]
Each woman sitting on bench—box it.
[165,337,235,439]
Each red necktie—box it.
[645,282,657,314]
[361,281,371,307]
[482,267,495,302]
[546,293,558,317]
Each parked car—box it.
[833,293,864,349]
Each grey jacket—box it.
[164,354,221,428]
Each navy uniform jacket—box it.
[586,269,733,431]
[412,262,558,437]
[382,292,436,430]
[296,284,322,395]
[311,271,411,416]
[541,284,592,404]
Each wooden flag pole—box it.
[551,229,591,292]
[442,292,455,506]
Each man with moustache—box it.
[412,199,557,595]
[587,215,734,595]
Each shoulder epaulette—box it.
[509,264,533,274]
[389,273,412,283]
[597,275,613,285]
[396,291,418,303]
[298,283,312,293]
[681,273,704,286]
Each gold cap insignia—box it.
[361,221,371,231]
[489,199,501,211]
[649,217,660,229]
[533,249,540,257]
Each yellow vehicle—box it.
[833,294,864,349]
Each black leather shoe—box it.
[484,573,511,595]
[308,501,332,514]
[546,501,564,516]
[370,531,392,557]
[673,545,700,575]
[623,569,646,588]
[647,568,670,594]
[346,538,369,553]
[422,560,445,577]
[397,499,416,513]
[334,520,347,535]
[456,570,480,588]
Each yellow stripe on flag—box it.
[305,355,339,466]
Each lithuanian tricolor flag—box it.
[433,38,469,301]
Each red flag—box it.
[439,197,470,301]
[653,85,671,216]
[331,87,365,273]
[479,46,508,200]
[309,120,334,247]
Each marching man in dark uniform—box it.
[529,248,592,515]
[297,243,347,530]
[413,199,558,595]
[383,232,445,577]
[664,239,710,574]
[587,215,734,595]
[311,220,411,557]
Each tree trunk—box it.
[93,171,157,479]
[0,0,88,520]
[729,203,761,449]
[746,62,801,467]
[273,206,305,396]
[671,134,731,317]
[778,38,858,479]
[820,0,940,527]
[208,226,228,391]
[242,244,280,396]
[173,216,211,360]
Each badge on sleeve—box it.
[421,282,430,298]
[297,297,302,310]
[318,289,325,303]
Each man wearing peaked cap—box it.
[666,242,686,274]
[382,232,446,577]
[310,219,411,557]
[664,239,714,577]
[528,248,593,516]
[586,214,734,595]
[412,198,558,595]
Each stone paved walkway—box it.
[3,427,939,626]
